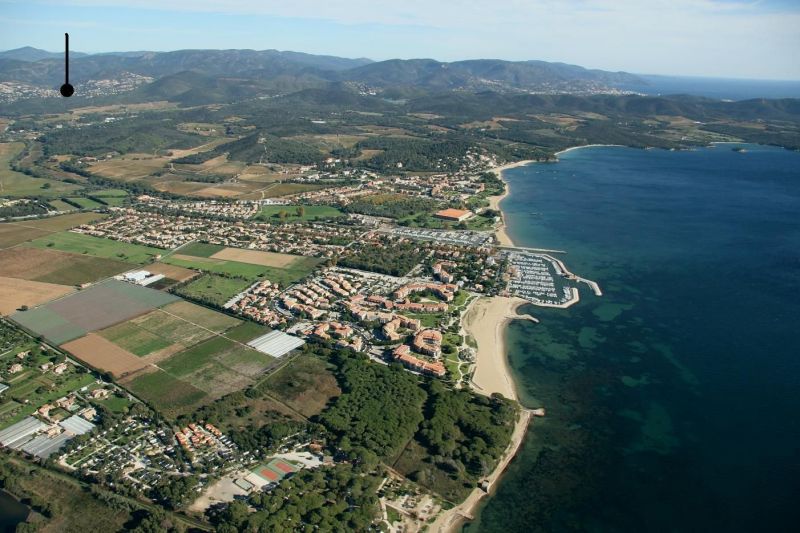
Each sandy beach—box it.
[487,159,534,247]
[464,295,528,401]
[554,143,622,157]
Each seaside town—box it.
[0,151,601,530]
[0,104,604,531]
[1,4,797,529]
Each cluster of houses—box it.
[227,280,286,327]
[174,422,233,456]
[73,207,363,257]
[136,195,262,219]
[304,322,364,352]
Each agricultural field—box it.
[0,212,107,249]
[123,332,274,418]
[64,197,104,210]
[174,242,223,257]
[86,148,286,199]
[60,333,150,378]
[160,336,270,382]
[96,320,173,357]
[222,320,271,342]
[211,247,315,269]
[261,354,341,418]
[0,142,81,197]
[87,153,170,181]
[26,231,163,264]
[256,204,345,222]
[88,189,129,207]
[163,245,321,286]
[0,276,72,315]
[0,247,130,285]
[48,199,77,211]
[158,300,240,332]
[97,300,239,361]
[11,279,179,345]
[122,369,207,418]
[172,274,251,307]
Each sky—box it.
[1,0,799,80]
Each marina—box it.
[503,250,596,308]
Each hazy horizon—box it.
[1,0,799,81]
[4,45,800,85]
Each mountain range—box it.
[0,47,642,99]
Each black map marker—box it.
[60,33,74,97]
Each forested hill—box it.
[0,47,641,94]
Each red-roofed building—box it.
[434,208,473,222]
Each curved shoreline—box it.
[488,159,535,247]
[439,148,599,532]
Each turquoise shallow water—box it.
[468,144,800,532]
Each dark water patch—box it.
[0,489,30,532]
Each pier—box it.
[498,245,567,254]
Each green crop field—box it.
[26,232,163,264]
[48,199,77,212]
[175,242,224,257]
[163,255,267,279]
[120,309,214,347]
[164,255,320,286]
[124,369,207,417]
[65,197,104,209]
[160,334,271,380]
[224,321,271,342]
[0,142,81,197]
[173,273,251,307]
[158,300,240,333]
[97,321,172,356]
[160,336,233,377]
[89,189,129,207]
[90,189,128,198]
[97,300,240,357]
[257,204,345,222]
[128,331,272,416]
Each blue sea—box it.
[624,75,800,100]
[468,144,800,532]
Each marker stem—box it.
[65,33,69,84]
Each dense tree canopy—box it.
[211,464,382,533]
[418,380,517,478]
[319,353,426,459]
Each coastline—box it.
[436,148,593,532]
[430,408,534,533]
[464,295,527,401]
[431,294,529,533]
[553,143,623,157]
[487,146,621,247]
[434,155,553,532]
[488,159,534,247]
